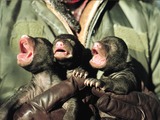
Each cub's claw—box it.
[95,81,101,88]
[72,68,88,79]
[84,78,105,90]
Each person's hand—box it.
[92,88,160,120]
[13,74,87,120]
[13,103,50,120]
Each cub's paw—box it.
[84,78,105,89]
[72,67,88,79]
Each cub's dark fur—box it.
[52,34,98,120]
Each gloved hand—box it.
[92,88,160,120]
[13,75,86,120]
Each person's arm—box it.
[13,76,86,120]
[147,4,160,98]
[13,71,160,120]
[92,88,160,120]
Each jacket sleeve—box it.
[146,3,160,98]
[92,88,160,120]
[13,76,86,120]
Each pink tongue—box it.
[92,55,106,66]
[93,55,101,63]
[17,53,27,58]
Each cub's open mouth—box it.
[19,39,33,58]
[53,46,72,60]
[54,48,67,54]
[17,35,34,66]
[64,0,80,4]
[90,48,107,69]
[91,48,99,55]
